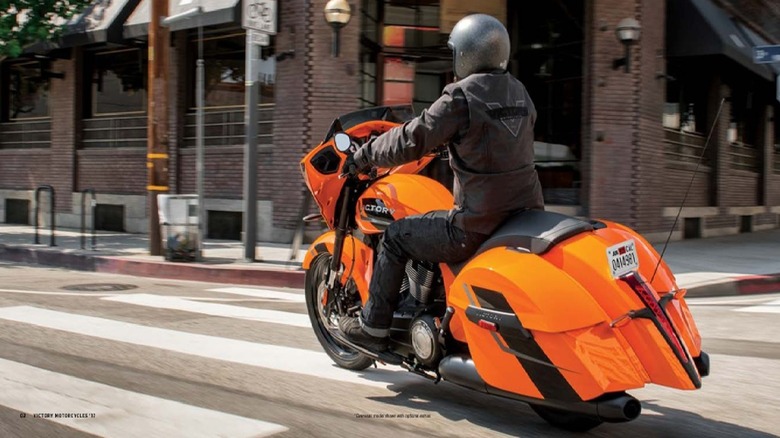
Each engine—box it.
[399,260,445,368]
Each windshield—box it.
[322,105,415,143]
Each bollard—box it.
[34,185,56,247]
[81,189,97,250]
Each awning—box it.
[61,0,142,47]
[667,0,778,81]
[124,0,241,39]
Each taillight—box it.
[621,272,689,363]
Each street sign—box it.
[250,31,270,46]
[243,0,276,35]
[753,45,780,64]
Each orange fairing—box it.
[356,174,454,234]
[302,231,373,304]
[301,120,437,230]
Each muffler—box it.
[438,355,641,423]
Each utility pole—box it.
[147,0,170,255]
[243,31,259,261]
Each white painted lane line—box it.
[734,298,780,314]
[208,287,306,303]
[0,288,116,297]
[0,358,287,438]
[103,294,310,328]
[0,306,419,388]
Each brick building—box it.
[0,0,778,244]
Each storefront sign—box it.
[243,0,276,34]
[439,0,506,33]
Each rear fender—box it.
[303,232,373,304]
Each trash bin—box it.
[157,194,200,262]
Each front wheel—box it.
[305,254,374,371]
[529,404,603,432]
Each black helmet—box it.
[447,14,510,79]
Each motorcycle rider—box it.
[339,13,544,351]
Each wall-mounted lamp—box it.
[612,18,641,73]
[324,0,351,57]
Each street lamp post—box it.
[324,0,351,57]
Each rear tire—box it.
[305,254,373,371]
[529,404,603,432]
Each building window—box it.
[5,60,49,120]
[511,0,583,205]
[88,48,147,116]
[662,62,710,167]
[728,86,761,172]
[190,32,274,109]
[664,63,709,134]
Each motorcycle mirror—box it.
[334,132,351,152]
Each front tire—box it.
[305,254,374,371]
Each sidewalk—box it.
[0,224,308,289]
[1,223,778,296]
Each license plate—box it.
[607,240,639,278]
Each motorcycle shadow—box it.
[365,380,775,437]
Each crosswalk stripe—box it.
[0,306,419,388]
[208,287,306,303]
[0,358,287,438]
[103,294,310,327]
[734,298,780,314]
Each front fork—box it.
[327,180,355,315]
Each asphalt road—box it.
[0,262,778,438]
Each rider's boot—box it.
[338,316,388,352]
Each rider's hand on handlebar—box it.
[340,155,367,178]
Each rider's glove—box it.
[342,153,371,176]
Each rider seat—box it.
[449,209,601,274]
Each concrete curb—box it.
[684,274,780,298]
[2,244,778,296]
[0,245,306,289]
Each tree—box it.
[0,0,91,58]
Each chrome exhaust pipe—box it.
[438,354,641,423]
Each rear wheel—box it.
[529,404,603,432]
[305,254,373,371]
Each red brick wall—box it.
[77,149,147,195]
[0,150,51,189]
[634,0,667,233]
[662,168,712,206]
[264,0,362,231]
[585,0,643,226]
[725,171,760,206]
[47,51,80,211]
[265,0,309,230]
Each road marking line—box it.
[0,288,116,297]
[208,287,306,303]
[0,358,287,438]
[103,294,310,327]
[0,306,418,388]
[734,298,780,314]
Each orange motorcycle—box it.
[300,106,709,432]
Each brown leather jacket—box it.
[354,71,544,235]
